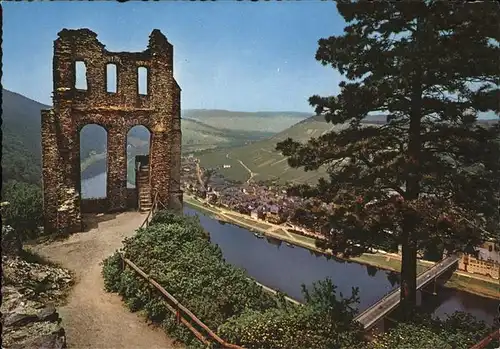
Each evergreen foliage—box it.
[369,311,496,349]
[1,180,44,240]
[276,0,500,315]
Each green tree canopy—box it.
[276,0,500,315]
[2,180,44,240]
[369,312,497,349]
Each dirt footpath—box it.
[33,212,182,349]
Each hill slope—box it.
[199,114,498,185]
[1,89,309,183]
[181,117,275,153]
[183,109,310,134]
[2,90,48,185]
[198,114,340,184]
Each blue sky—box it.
[3,1,344,112]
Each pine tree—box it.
[276,0,500,316]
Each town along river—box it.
[80,173,497,324]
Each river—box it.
[82,173,498,323]
[81,172,134,199]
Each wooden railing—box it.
[469,329,500,349]
[127,190,244,348]
[139,190,159,229]
[119,255,244,348]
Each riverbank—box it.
[81,153,136,184]
[184,194,499,300]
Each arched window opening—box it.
[127,125,151,188]
[80,124,107,199]
[75,61,87,90]
[138,66,148,95]
[106,63,117,93]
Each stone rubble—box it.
[1,255,73,349]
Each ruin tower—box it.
[41,28,183,235]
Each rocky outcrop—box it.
[2,225,22,256]
[1,256,73,349]
[2,256,73,301]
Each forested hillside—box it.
[1,89,110,185]
[2,89,48,185]
[1,89,306,185]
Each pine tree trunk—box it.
[399,227,418,318]
[400,18,424,318]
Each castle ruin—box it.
[41,28,182,234]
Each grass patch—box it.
[198,150,250,183]
[224,213,271,230]
[354,253,403,272]
[184,199,220,217]
[197,116,336,184]
[352,253,430,274]
[223,216,258,231]
[445,274,500,299]
[292,233,317,245]
[274,229,289,237]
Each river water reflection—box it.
[183,207,498,323]
[79,173,498,323]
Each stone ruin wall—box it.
[41,28,182,235]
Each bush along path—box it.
[102,210,498,349]
[102,210,369,349]
[31,211,181,349]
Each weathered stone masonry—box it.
[41,28,183,234]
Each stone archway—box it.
[79,124,108,200]
[41,28,183,235]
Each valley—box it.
[1,88,309,184]
[198,115,385,184]
[4,4,499,348]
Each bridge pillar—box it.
[371,319,385,335]
[416,289,422,307]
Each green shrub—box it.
[2,180,44,241]
[101,252,124,293]
[369,311,496,349]
[2,225,22,255]
[220,306,364,349]
[102,209,490,349]
[219,279,364,349]
[102,210,278,347]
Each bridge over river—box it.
[81,173,498,328]
[354,255,460,330]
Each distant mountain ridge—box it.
[1,88,311,183]
[183,109,312,134]
[4,88,495,186]
[183,109,311,118]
